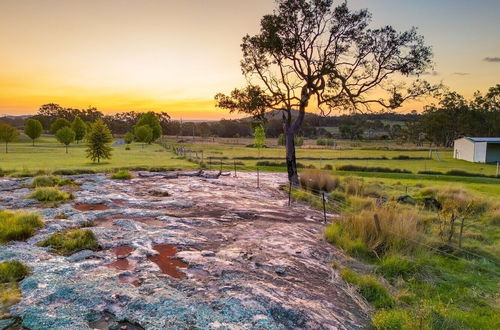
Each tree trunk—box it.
[32,139,35,147]
[65,145,68,153]
[285,129,299,185]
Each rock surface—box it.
[0,172,370,329]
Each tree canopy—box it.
[135,112,162,142]
[55,127,76,153]
[24,119,43,146]
[86,120,113,163]
[50,118,71,135]
[134,125,153,147]
[71,116,87,143]
[215,0,436,184]
[0,123,19,153]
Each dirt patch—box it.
[147,245,188,279]
[74,203,110,211]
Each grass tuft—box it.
[39,228,99,255]
[340,268,393,308]
[28,187,73,203]
[31,175,73,187]
[110,169,133,180]
[371,309,410,330]
[0,261,29,283]
[0,210,44,244]
[299,169,339,192]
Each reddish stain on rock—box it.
[74,203,110,211]
[147,245,188,279]
[118,274,141,287]
[106,246,136,271]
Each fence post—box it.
[234,160,237,177]
[257,168,260,188]
[322,192,327,224]
[201,151,204,164]
[220,159,223,172]
[373,214,381,235]
[209,157,212,169]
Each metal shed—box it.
[453,137,500,163]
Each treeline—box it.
[401,85,500,147]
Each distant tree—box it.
[0,123,19,153]
[55,127,76,153]
[215,0,436,184]
[24,118,43,146]
[50,118,71,135]
[134,112,161,142]
[71,116,87,143]
[86,120,113,163]
[124,131,134,144]
[253,124,266,157]
[134,125,153,148]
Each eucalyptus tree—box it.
[215,0,436,184]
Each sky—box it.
[0,0,499,119]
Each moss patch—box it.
[0,210,44,244]
[39,228,99,256]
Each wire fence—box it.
[158,141,500,273]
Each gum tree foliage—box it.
[253,124,266,150]
[71,116,87,143]
[24,118,43,146]
[50,118,71,135]
[55,127,76,153]
[134,125,153,148]
[134,112,162,142]
[86,120,113,163]
[0,123,19,153]
[124,131,134,144]
[215,0,436,184]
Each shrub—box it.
[326,203,423,257]
[31,175,73,187]
[28,187,72,203]
[39,229,99,256]
[316,138,336,146]
[299,170,339,192]
[445,170,492,178]
[372,309,410,330]
[256,161,306,168]
[323,164,333,170]
[52,169,96,175]
[0,261,29,283]
[343,176,364,195]
[0,210,44,244]
[111,169,133,180]
[418,170,443,175]
[340,268,393,308]
[337,165,412,174]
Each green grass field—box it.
[0,135,195,174]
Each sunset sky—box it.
[1,0,499,119]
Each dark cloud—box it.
[453,72,470,76]
[483,57,500,62]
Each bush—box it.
[31,175,73,187]
[0,210,44,244]
[0,261,29,283]
[39,229,99,255]
[323,164,333,170]
[52,169,96,175]
[277,134,304,146]
[256,161,306,168]
[372,309,410,330]
[340,268,393,308]
[111,169,133,180]
[418,170,443,175]
[316,138,336,146]
[28,187,72,203]
[343,176,364,195]
[326,203,423,257]
[377,256,416,281]
[299,170,339,192]
[337,165,412,174]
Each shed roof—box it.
[464,137,500,143]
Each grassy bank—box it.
[291,171,500,329]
